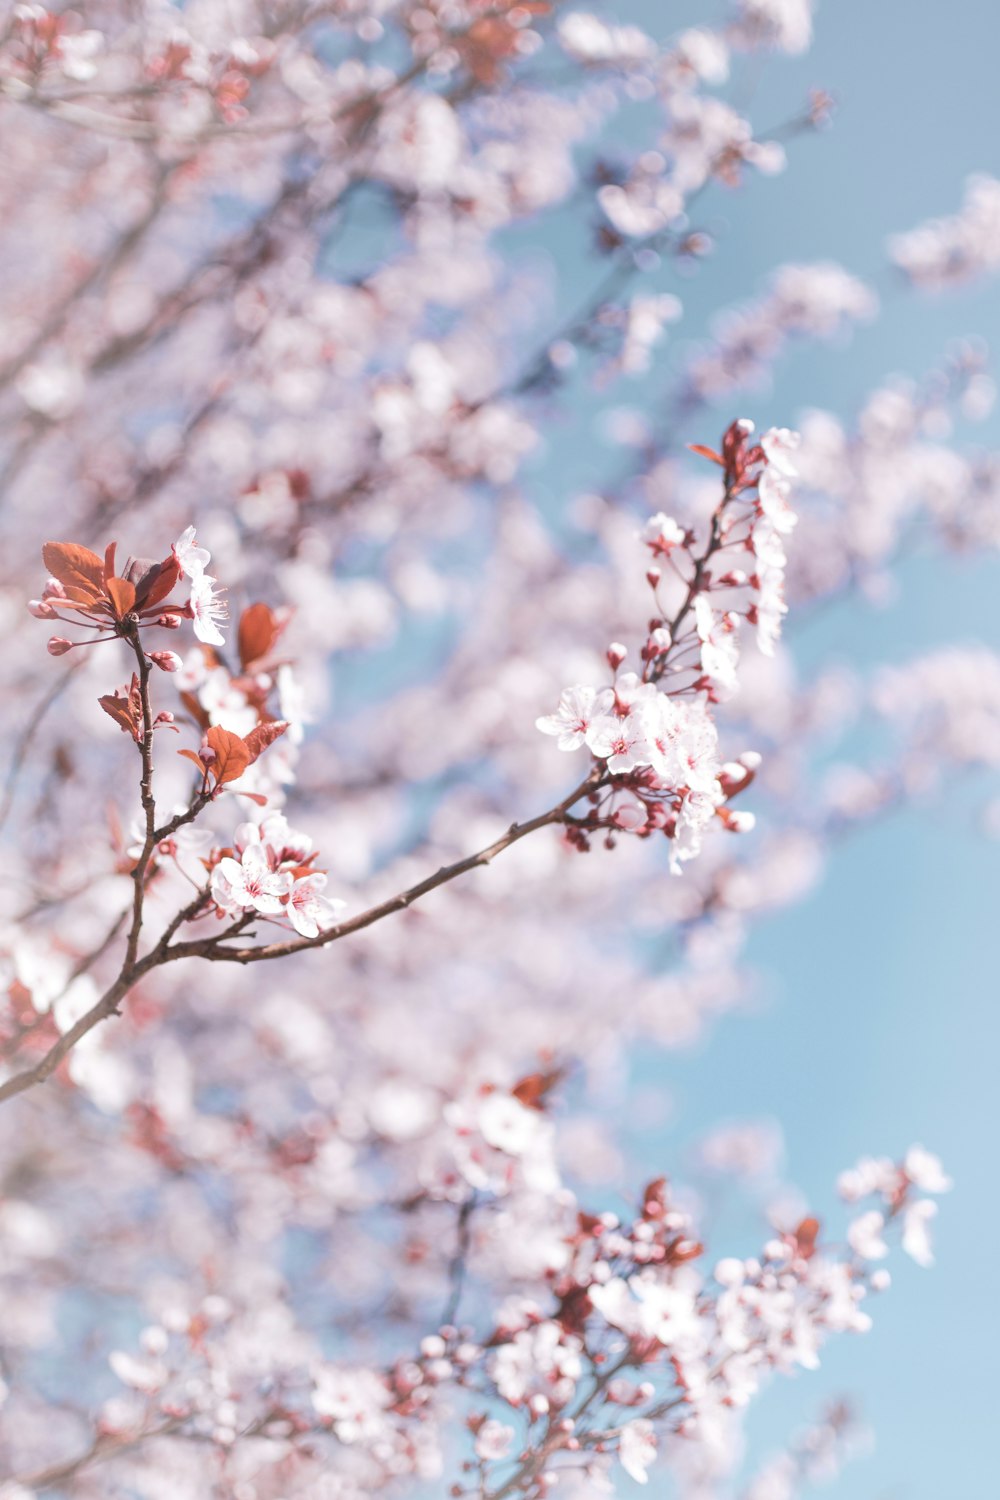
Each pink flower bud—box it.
[28,598,58,618]
[727,810,756,834]
[607,642,627,670]
[158,613,182,629]
[47,636,73,655]
[646,567,661,588]
[148,651,182,672]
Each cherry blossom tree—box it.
[0,2,992,1496]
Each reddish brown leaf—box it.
[103,541,117,583]
[666,1237,703,1264]
[99,693,140,739]
[140,555,182,611]
[240,791,268,807]
[205,726,251,786]
[243,719,288,765]
[41,541,105,602]
[238,602,279,669]
[793,1215,821,1259]
[511,1070,562,1111]
[178,748,208,773]
[687,444,725,467]
[105,576,137,620]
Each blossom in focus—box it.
[536,684,613,751]
[188,573,228,646]
[211,844,291,917]
[173,526,211,580]
[287,873,346,939]
[586,710,651,773]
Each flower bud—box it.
[28,598,58,618]
[607,642,627,670]
[47,636,73,656]
[148,651,182,673]
[158,613,182,629]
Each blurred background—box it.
[3,1,996,1493]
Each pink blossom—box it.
[644,513,687,555]
[287,873,345,939]
[211,844,291,917]
[902,1199,938,1268]
[757,466,797,534]
[586,711,651,773]
[694,596,741,697]
[474,1419,515,1462]
[904,1145,952,1193]
[760,426,801,476]
[537,685,614,751]
[619,1419,657,1484]
[172,526,211,580]
[848,1210,889,1260]
[188,573,228,646]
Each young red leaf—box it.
[687,444,725,467]
[794,1215,821,1260]
[105,576,137,620]
[205,725,251,786]
[238,602,279,669]
[99,692,140,740]
[103,542,117,584]
[243,719,288,765]
[41,541,105,602]
[178,748,208,773]
[140,555,182,611]
[511,1070,562,1111]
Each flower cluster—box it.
[840,1144,952,1269]
[537,421,798,869]
[210,815,345,939]
[456,1149,941,1495]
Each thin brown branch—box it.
[166,767,605,967]
[122,632,157,972]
